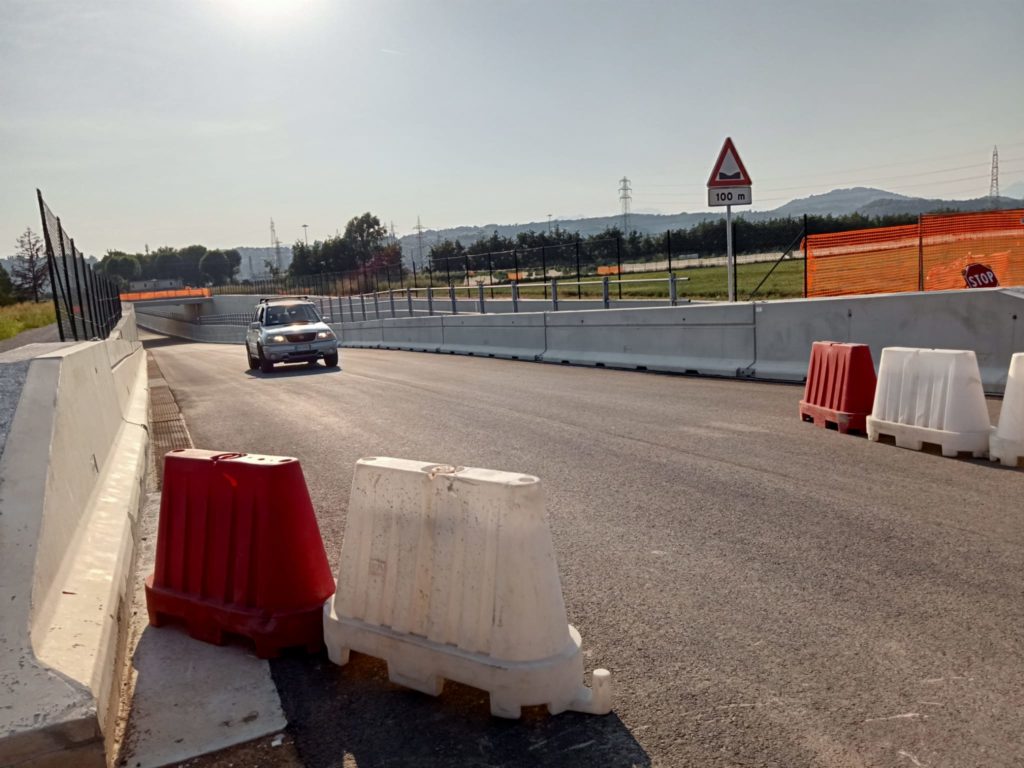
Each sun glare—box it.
[212,0,324,28]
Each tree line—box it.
[289,213,402,278]
[421,212,920,273]
[96,244,242,287]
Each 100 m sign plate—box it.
[708,186,752,206]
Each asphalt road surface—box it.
[146,335,1023,768]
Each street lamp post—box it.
[302,224,309,246]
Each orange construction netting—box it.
[805,209,1024,297]
[120,287,212,302]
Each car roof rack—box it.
[258,295,310,303]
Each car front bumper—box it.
[264,340,338,363]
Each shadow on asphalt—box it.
[244,363,343,379]
[140,334,191,349]
[271,652,650,768]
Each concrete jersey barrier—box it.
[0,308,149,766]
[139,288,1024,394]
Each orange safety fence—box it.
[806,209,1024,297]
[120,287,212,302]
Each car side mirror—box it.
[249,322,260,330]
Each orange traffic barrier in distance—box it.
[799,341,876,434]
[145,449,335,658]
[120,287,212,302]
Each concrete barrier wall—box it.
[541,304,756,377]
[0,308,149,765]
[753,287,1021,390]
[143,289,1024,393]
[440,312,547,359]
[136,310,246,343]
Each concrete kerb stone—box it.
[336,319,383,349]
[0,325,149,766]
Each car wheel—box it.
[324,351,339,367]
[247,344,259,370]
[258,344,274,373]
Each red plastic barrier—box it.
[799,342,876,434]
[145,449,335,658]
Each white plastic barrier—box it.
[867,347,991,457]
[323,457,611,719]
[990,353,1024,466]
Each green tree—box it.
[177,245,207,285]
[152,248,183,280]
[199,250,232,285]
[343,213,388,269]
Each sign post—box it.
[707,137,753,302]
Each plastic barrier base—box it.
[799,401,867,434]
[146,580,325,658]
[989,431,1024,467]
[323,609,611,719]
[866,417,989,458]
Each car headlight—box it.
[317,331,335,340]
[269,334,286,343]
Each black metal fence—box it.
[227,227,808,304]
[37,190,122,341]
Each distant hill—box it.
[771,187,912,216]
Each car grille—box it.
[286,332,317,342]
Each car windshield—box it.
[265,304,321,326]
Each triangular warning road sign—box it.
[707,137,752,188]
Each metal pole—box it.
[726,205,735,302]
[465,255,472,298]
[511,281,519,313]
[512,248,519,282]
[373,292,380,319]
[412,259,418,288]
[360,294,367,320]
[917,213,924,291]
[575,239,581,299]
[541,245,548,299]
[349,295,356,322]
[669,273,677,306]
[667,229,672,273]
[802,214,808,298]
[616,235,623,299]
[427,286,434,316]
[389,288,396,318]
[551,278,559,311]
[448,284,457,315]
[602,276,610,308]
[487,251,495,299]
[478,283,486,314]
[445,254,451,287]
[56,220,79,340]
[407,287,413,316]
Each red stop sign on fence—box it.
[963,263,999,289]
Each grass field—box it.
[0,301,57,342]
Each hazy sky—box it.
[2,0,1022,255]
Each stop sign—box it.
[963,263,999,288]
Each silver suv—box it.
[246,297,339,372]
